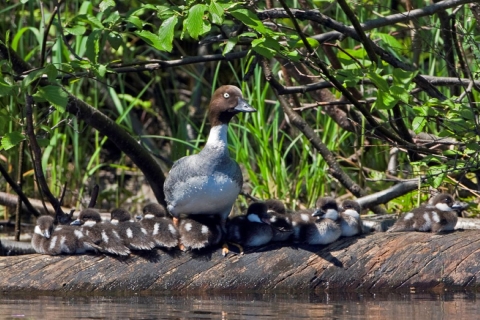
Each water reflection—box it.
[1,291,479,319]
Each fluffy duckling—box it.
[32,215,100,255]
[291,197,342,245]
[388,193,464,233]
[178,215,223,251]
[226,202,274,248]
[339,200,363,237]
[110,208,156,251]
[265,199,293,242]
[140,203,179,249]
[71,208,130,256]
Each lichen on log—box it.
[1,231,479,294]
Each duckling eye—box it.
[223,92,230,99]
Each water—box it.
[1,291,479,319]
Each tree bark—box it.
[1,231,479,294]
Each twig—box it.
[88,185,99,208]
[25,94,65,223]
[0,162,40,217]
[14,141,24,241]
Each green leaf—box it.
[86,30,101,63]
[209,1,224,24]
[222,36,238,55]
[1,131,25,150]
[184,4,210,40]
[412,116,426,133]
[64,25,86,36]
[251,37,278,59]
[126,16,143,29]
[33,86,68,112]
[427,165,447,188]
[0,77,14,96]
[466,142,480,151]
[294,37,319,49]
[99,0,115,12]
[230,8,270,35]
[44,64,58,83]
[374,90,398,110]
[135,30,164,51]
[367,69,389,92]
[107,31,123,50]
[392,68,417,86]
[22,69,46,88]
[157,15,178,52]
[389,85,409,103]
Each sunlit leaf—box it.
[1,131,25,150]
[99,0,115,12]
[209,1,224,24]
[157,15,178,52]
[184,4,210,40]
[222,37,238,55]
[412,117,426,133]
[33,85,68,112]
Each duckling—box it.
[140,203,179,249]
[32,215,100,255]
[291,197,342,245]
[164,85,256,231]
[388,193,464,233]
[339,200,363,237]
[110,208,156,251]
[226,202,274,249]
[265,199,293,242]
[71,208,130,256]
[178,215,223,251]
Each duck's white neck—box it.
[205,124,228,150]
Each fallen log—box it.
[1,230,479,295]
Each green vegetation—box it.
[1,0,479,222]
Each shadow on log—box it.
[1,231,480,295]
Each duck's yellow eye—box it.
[223,92,230,99]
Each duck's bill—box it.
[234,98,256,113]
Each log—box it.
[1,230,480,294]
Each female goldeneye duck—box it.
[110,208,156,251]
[163,85,256,233]
[140,203,179,249]
[32,215,100,255]
[388,193,465,233]
[71,208,130,256]
[225,202,274,253]
[265,199,293,242]
[339,200,363,237]
[290,197,341,245]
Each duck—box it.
[339,200,363,237]
[163,85,256,233]
[387,193,464,233]
[291,197,342,245]
[110,208,156,251]
[265,199,293,242]
[140,203,179,249]
[32,215,100,255]
[71,208,130,256]
[178,215,223,251]
[225,202,274,250]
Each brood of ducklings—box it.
[140,203,179,249]
[71,208,130,256]
[32,215,100,255]
[110,208,156,251]
[339,200,363,237]
[265,199,293,242]
[291,197,341,245]
[387,193,464,233]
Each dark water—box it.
[1,291,479,319]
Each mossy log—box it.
[1,230,480,295]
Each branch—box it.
[0,191,72,216]
[0,163,40,217]
[25,94,65,223]
[356,179,423,209]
